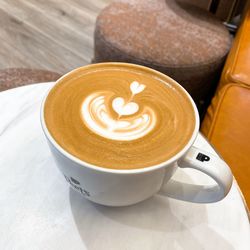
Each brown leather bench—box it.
[201,7,250,212]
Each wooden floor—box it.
[0,0,111,74]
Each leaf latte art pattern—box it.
[81,81,156,141]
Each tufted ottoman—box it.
[94,0,232,112]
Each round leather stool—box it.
[94,0,232,112]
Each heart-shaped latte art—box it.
[112,97,139,116]
[130,81,146,95]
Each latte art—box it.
[44,63,196,170]
[81,82,156,141]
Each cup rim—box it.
[40,62,200,174]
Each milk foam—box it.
[81,82,156,141]
[44,64,196,169]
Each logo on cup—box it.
[196,153,210,162]
[64,175,90,196]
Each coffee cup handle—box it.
[160,146,233,203]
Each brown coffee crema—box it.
[44,63,195,170]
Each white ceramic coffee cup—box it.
[41,63,233,206]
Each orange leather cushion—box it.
[201,84,250,208]
[219,8,250,88]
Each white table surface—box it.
[0,82,249,250]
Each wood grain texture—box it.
[0,0,111,74]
